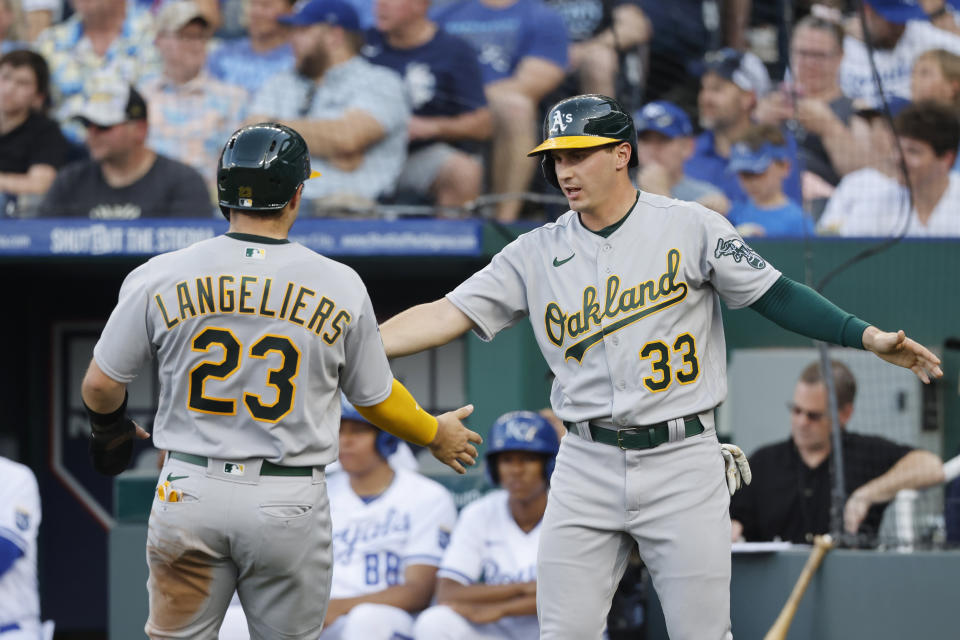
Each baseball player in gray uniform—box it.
[378,95,943,640]
[79,123,481,640]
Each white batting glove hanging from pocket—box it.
[720,444,752,497]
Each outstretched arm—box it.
[354,379,482,474]
[861,327,943,383]
[750,277,943,383]
[380,298,476,358]
[844,449,946,533]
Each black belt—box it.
[169,452,314,477]
[563,416,704,450]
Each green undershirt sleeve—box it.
[748,275,870,349]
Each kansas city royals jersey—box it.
[0,458,41,625]
[328,469,457,598]
[437,490,539,636]
[438,490,539,586]
[447,193,780,424]
[93,234,394,467]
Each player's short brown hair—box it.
[734,123,786,151]
[799,360,857,408]
[894,101,960,158]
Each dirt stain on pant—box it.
[147,544,215,632]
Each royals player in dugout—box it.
[378,95,943,640]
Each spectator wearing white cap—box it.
[141,1,246,201]
[633,100,729,214]
[840,0,960,101]
[685,48,804,206]
[36,81,212,218]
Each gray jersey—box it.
[447,192,780,425]
[93,233,393,466]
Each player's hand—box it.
[862,327,943,383]
[720,444,751,496]
[843,489,871,534]
[429,404,483,474]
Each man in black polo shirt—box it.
[730,360,944,545]
[0,49,69,216]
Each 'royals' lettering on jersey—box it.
[438,490,539,586]
[447,193,780,425]
[328,469,457,598]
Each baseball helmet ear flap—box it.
[541,155,560,190]
[376,430,401,460]
[484,411,561,487]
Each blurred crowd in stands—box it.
[1,0,960,235]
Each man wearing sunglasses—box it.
[36,79,212,219]
[730,359,944,545]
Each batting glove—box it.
[720,443,752,497]
[85,393,137,476]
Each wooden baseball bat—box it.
[763,534,834,640]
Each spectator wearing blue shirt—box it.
[206,0,296,95]
[365,0,492,208]
[686,48,803,206]
[435,0,569,222]
[727,124,814,238]
[634,100,729,214]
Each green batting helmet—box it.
[527,94,638,189]
[216,122,320,219]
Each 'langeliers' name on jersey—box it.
[153,275,350,343]
[545,249,687,363]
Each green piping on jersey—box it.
[749,276,869,349]
[580,191,640,238]
[225,232,290,245]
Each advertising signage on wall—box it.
[0,219,483,257]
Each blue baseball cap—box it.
[864,0,940,23]
[728,141,791,174]
[279,0,360,30]
[634,101,694,139]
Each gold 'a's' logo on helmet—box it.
[238,186,253,198]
